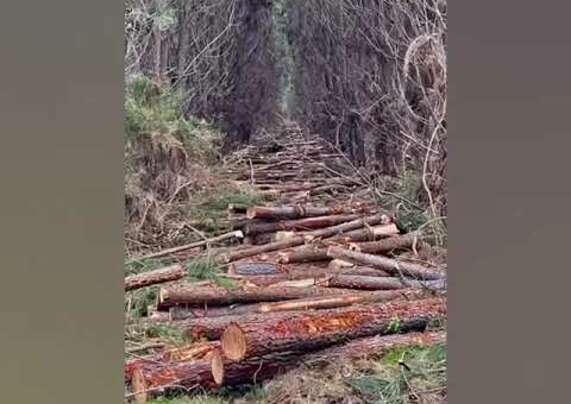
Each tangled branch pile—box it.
[287,0,447,217]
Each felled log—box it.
[170,289,428,340]
[219,214,387,263]
[168,304,259,321]
[327,246,444,280]
[128,230,244,263]
[246,205,365,220]
[127,358,215,401]
[325,275,447,291]
[175,311,299,340]
[211,330,446,386]
[228,262,282,276]
[331,223,400,242]
[221,297,447,360]
[125,264,187,291]
[244,214,361,235]
[158,284,356,308]
[125,341,220,400]
[253,289,430,313]
[349,234,418,254]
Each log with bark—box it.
[211,330,446,386]
[219,214,388,263]
[327,246,445,281]
[158,283,358,308]
[127,230,244,263]
[170,289,431,340]
[243,214,361,235]
[348,233,418,254]
[325,274,447,291]
[125,264,187,291]
[246,205,367,220]
[330,223,400,242]
[125,341,220,400]
[221,297,447,360]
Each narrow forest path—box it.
[124,122,447,403]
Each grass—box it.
[186,258,237,289]
[125,257,169,276]
[125,75,222,165]
[148,396,227,404]
[188,187,265,235]
[373,169,447,248]
[348,344,447,404]
[256,343,446,404]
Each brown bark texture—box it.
[327,246,445,280]
[159,284,355,308]
[125,265,186,291]
[212,330,445,386]
[221,297,446,360]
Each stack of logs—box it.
[124,125,447,402]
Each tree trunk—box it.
[278,230,404,264]
[349,234,418,254]
[244,214,361,235]
[219,214,387,263]
[330,223,400,242]
[128,230,244,263]
[326,246,445,280]
[246,205,366,220]
[125,265,187,291]
[325,275,447,291]
[221,297,446,360]
[158,284,357,308]
[125,342,220,400]
[211,330,445,386]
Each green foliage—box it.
[190,188,265,234]
[125,285,159,318]
[145,324,186,344]
[186,258,237,289]
[125,257,168,276]
[349,344,447,404]
[125,75,222,165]
[148,395,227,404]
[386,316,402,334]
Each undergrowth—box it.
[373,169,447,249]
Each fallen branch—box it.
[127,230,244,263]
[125,264,186,291]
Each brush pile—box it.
[124,124,447,402]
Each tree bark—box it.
[327,246,445,280]
[244,214,361,235]
[325,275,447,291]
[330,223,400,242]
[246,205,366,220]
[349,234,418,254]
[158,284,356,308]
[219,214,387,263]
[211,330,445,386]
[128,230,244,263]
[125,341,220,399]
[221,297,446,360]
[277,232,405,264]
[125,264,187,291]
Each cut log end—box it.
[158,288,168,304]
[222,324,247,361]
[211,350,225,386]
[131,367,148,404]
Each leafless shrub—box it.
[287,0,447,218]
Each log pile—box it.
[124,124,447,402]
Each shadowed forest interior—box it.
[124,1,447,402]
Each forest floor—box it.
[124,122,447,404]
